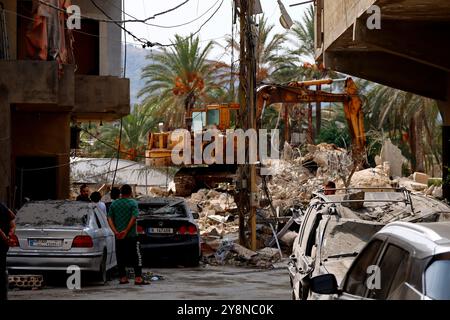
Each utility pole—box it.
[237,0,258,251]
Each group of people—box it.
[76,184,150,286]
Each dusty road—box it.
[9,264,291,300]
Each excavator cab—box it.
[190,103,240,131]
[146,103,240,167]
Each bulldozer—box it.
[146,77,366,196]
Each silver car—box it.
[310,221,450,300]
[7,201,117,283]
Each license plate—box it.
[29,239,63,248]
[148,228,173,234]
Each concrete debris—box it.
[342,191,365,210]
[188,142,446,268]
[413,172,430,185]
[347,167,391,188]
[380,139,407,177]
[410,182,428,191]
[280,231,298,247]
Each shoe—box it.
[134,277,151,285]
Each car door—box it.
[95,209,116,268]
[91,209,107,259]
[337,238,386,300]
[367,242,411,300]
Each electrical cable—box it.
[112,0,126,187]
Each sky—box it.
[122,0,308,61]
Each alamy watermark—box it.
[66,5,81,30]
[170,129,280,175]
[366,265,381,290]
[66,265,81,290]
[366,5,381,30]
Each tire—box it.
[96,252,107,285]
[182,256,200,267]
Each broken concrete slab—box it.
[232,243,258,261]
[411,182,428,191]
[342,191,365,210]
[380,139,406,177]
[413,172,430,185]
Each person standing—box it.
[0,202,16,301]
[107,185,149,285]
[90,191,107,215]
[76,184,91,202]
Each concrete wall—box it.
[73,0,123,77]
[11,110,71,200]
[73,75,130,120]
[322,0,376,51]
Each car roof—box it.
[136,196,186,204]
[377,221,450,257]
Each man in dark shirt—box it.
[76,184,91,202]
[0,202,16,301]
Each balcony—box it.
[0,60,74,107]
[73,75,130,121]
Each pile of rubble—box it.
[187,142,445,268]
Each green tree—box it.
[82,105,158,162]
[226,14,288,84]
[366,85,442,173]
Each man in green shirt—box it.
[107,184,149,285]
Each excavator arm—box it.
[256,77,366,156]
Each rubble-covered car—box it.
[309,221,450,300]
[136,197,201,266]
[7,201,117,283]
[288,188,450,300]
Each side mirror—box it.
[310,274,339,295]
[192,212,199,219]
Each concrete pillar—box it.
[0,85,11,205]
[438,100,450,201]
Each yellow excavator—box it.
[146,77,366,196]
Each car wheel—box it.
[96,252,107,285]
[183,256,200,267]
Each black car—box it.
[136,197,201,266]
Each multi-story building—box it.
[0,0,130,208]
[314,0,450,200]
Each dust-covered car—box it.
[7,201,117,283]
[309,221,450,300]
[136,197,201,266]
[288,188,450,300]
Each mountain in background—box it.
[124,44,159,106]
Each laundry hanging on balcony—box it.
[25,0,74,65]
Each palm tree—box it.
[82,105,158,162]
[366,85,442,173]
[226,14,288,85]
[139,35,228,127]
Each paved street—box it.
[9,264,291,300]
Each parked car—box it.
[310,221,450,300]
[289,188,450,300]
[7,201,117,283]
[136,197,201,266]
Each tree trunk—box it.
[414,111,425,172]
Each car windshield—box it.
[15,201,91,227]
[138,200,187,217]
[321,219,385,261]
[425,259,450,300]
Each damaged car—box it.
[309,221,450,300]
[136,197,201,266]
[288,188,450,300]
[7,201,117,284]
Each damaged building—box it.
[0,0,130,208]
[314,0,450,200]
